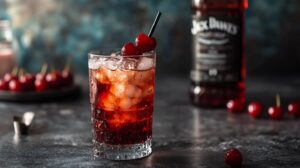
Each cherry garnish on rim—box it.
[268,94,283,120]
[121,11,161,56]
[227,99,244,113]
[224,148,243,167]
[288,102,300,118]
[248,102,263,118]
[135,33,156,52]
[121,42,141,56]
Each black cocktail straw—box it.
[148,11,162,37]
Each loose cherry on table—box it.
[248,102,263,118]
[288,102,300,118]
[224,148,243,167]
[227,100,244,113]
[0,79,9,90]
[135,33,156,52]
[121,42,141,56]
[268,94,283,120]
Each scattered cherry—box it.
[288,102,300,118]
[35,75,49,91]
[135,33,156,52]
[224,148,243,167]
[46,71,64,89]
[62,70,74,87]
[227,100,244,113]
[9,79,23,92]
[4,73,17,82]
[19,74,35,91]
[121,42,141,56]
[268,94,283,120]
[0,79,9,91]
[248,102,263,118]
[268,106,283,120]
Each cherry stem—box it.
[276,94,281,107]
[50,65,55,72]
[64,56,72,71]
[11,66,18,76]
[41,64,48,75]
[19,69,24,77]
[148,11,162,37]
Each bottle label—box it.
[191,14,243,82]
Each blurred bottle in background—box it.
[0,20,15,77]
[190,0,248,107]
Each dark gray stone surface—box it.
[0,76,300,168]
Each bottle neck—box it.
[192,0,248,11]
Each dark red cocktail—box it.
[89,50,155,160]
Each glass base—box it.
[93,138,152,160]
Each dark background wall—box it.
[0,0,299,77]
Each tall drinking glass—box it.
[88,49,155,160]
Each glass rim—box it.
[89,49,156,58]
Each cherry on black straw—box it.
[148,11,162,37]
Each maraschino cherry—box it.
[268,94,284,120]
[0,79,9,91]
[135,33,156,52]
[46,70,64,89]
[121,12,161,56]
[61,58,74,87]
[227,99,244,113]
[35,64,50,91]
[288,102,300,118]
[9,79,23,92]
[248,102,263,118]
[19,70,35,91]
[4,67,18,82]
[121,43,141,56]
[224,148,243,167]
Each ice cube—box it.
[142,85,154,98]
[95,69,109,84]
[119,98,140,111]
[137,57,154,70]
[125,84,142,98]
[98,93,117,111]
[119,58,138,70]
[110,83,126,98]
[119,98,132,110]
[103,58,118,70]
[88,57,102,69]
[109,69,135,83]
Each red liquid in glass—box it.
[190,0,248,107]
[89,67,155,145]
